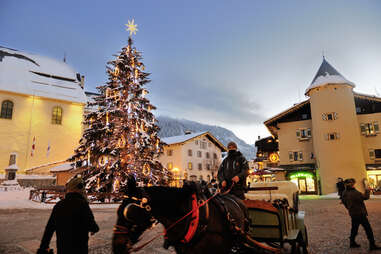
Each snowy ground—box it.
[0,188,120,209]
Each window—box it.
[296,128,311,140]
[9,154,16,166]
[188,162,193,170]
[167,162,173,170]
[0,100,13,119]
[206,164,211,170]
[188,149,192,156]
[301,114,308,120]
[289,151,303,161]
[198,163,202,170]
[325,132,340,140]
[206,152,210,159]
[360,122,380,136]
[199,175,203,181]
[369,149,381,160]
[197,151,202,158]
[356,107,362,113]
[208,142,211,147]
[195,140,198,145]
[167,149,173,156]
[213,153,217,159]
[201,142,207,149]
[322,112,338,121]
[52,106,63,124]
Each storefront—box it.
[288,171,317,194]
[366,167,381,191]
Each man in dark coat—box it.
[342,178,380,251]
[37,176,99,254]
[217,141,249,199]
[336,177,345,200]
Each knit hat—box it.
[66,176,85,192]
[227,141,237,150]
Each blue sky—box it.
[1,0,381,144]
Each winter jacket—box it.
[39,192,99,254]
[217,150,249,198]
[342,186,370,218]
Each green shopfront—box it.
[288,171,318,194]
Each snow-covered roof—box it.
[0,46,87,103]
[161,131,208,145]
[50,162,74,172]
[305,58,355,95]
[161,131,227,151]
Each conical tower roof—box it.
[305,58,355,96]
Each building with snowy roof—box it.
[159,131,227,185]
[0,46,87,174]
[264,58,381,195]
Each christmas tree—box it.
[70,20,170,193]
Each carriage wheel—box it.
[293,231,308,254]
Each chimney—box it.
[80,75,85,89]
[184,130,192,135]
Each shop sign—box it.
[289,172,314,179]
[269,153,279,163]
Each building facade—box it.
[264,59,381,194]
[0,46,87,174]
[159,131,227,185]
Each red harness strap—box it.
[181,193,200,243]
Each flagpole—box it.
[25,92,36,170]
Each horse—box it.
[112,177,275,254]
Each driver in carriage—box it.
[217,141,249,199]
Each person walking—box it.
[217,141,249,199]
[342,178,381,251]
[37,176,99,254]
[336,177,345,200]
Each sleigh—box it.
[243,181,308,254]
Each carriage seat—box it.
[245,181,299,211]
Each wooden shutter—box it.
[369,149,375,160]
[307,128,312,137]
[324,133,329,140]
[374,121,379,134]
[322,113,327,121]
[296,130,301,138]
[360,123,366,135]
[299,151,303,161]
[333,112,338,120]
[335,132,340,139]
[289,152,293,161]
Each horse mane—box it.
[142,183,197,216]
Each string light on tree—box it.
[69,19,171,196]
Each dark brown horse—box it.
[112,178,272,254]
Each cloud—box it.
[151,78,266,125]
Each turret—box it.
[306,59,366,194]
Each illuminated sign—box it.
[289,172,314,179]
[269,153,279,163]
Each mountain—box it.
[157,116,256,160]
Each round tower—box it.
[305,59,367,194]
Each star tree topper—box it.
[125,19,138,36]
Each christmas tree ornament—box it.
[69,22,170,196]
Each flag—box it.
[31,136,36,157]
[46,141,51,157]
